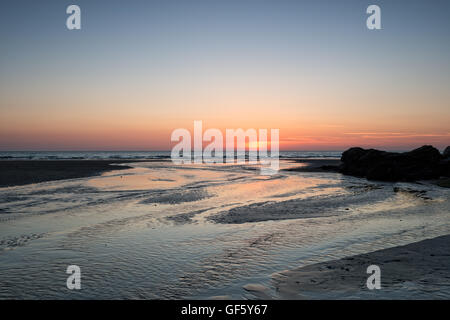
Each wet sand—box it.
[1,159,450,299]
[0,158,338,188]
[282,158,341,173]
[274,234,450,299]
[0,160,140,187]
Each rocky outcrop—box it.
[444,146,450,159]
[340,145,450,182]
[441,146,450,178]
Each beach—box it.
[274,235,450,299]
[1,157,450,299]
[1,0,450,308]
[0,160,136,187]
[0,158,340,188]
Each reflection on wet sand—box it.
[0,160,449,299]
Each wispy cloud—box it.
[343,132,450,138]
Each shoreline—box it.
[0,159,157,188]
[282,158,342,172]
[273,234,450,299]
[0,158,339,188]
[2,158,448,189]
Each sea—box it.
[0,150,342,160]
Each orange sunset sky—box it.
[1,1,449,151]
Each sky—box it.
[1,0,449,151]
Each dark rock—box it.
[443,146,450,159]
[441,158,450,177]
[340,145,449,182]
[319,165,340,171]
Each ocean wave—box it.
[0,152,172,160]
[0,151,341,161]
